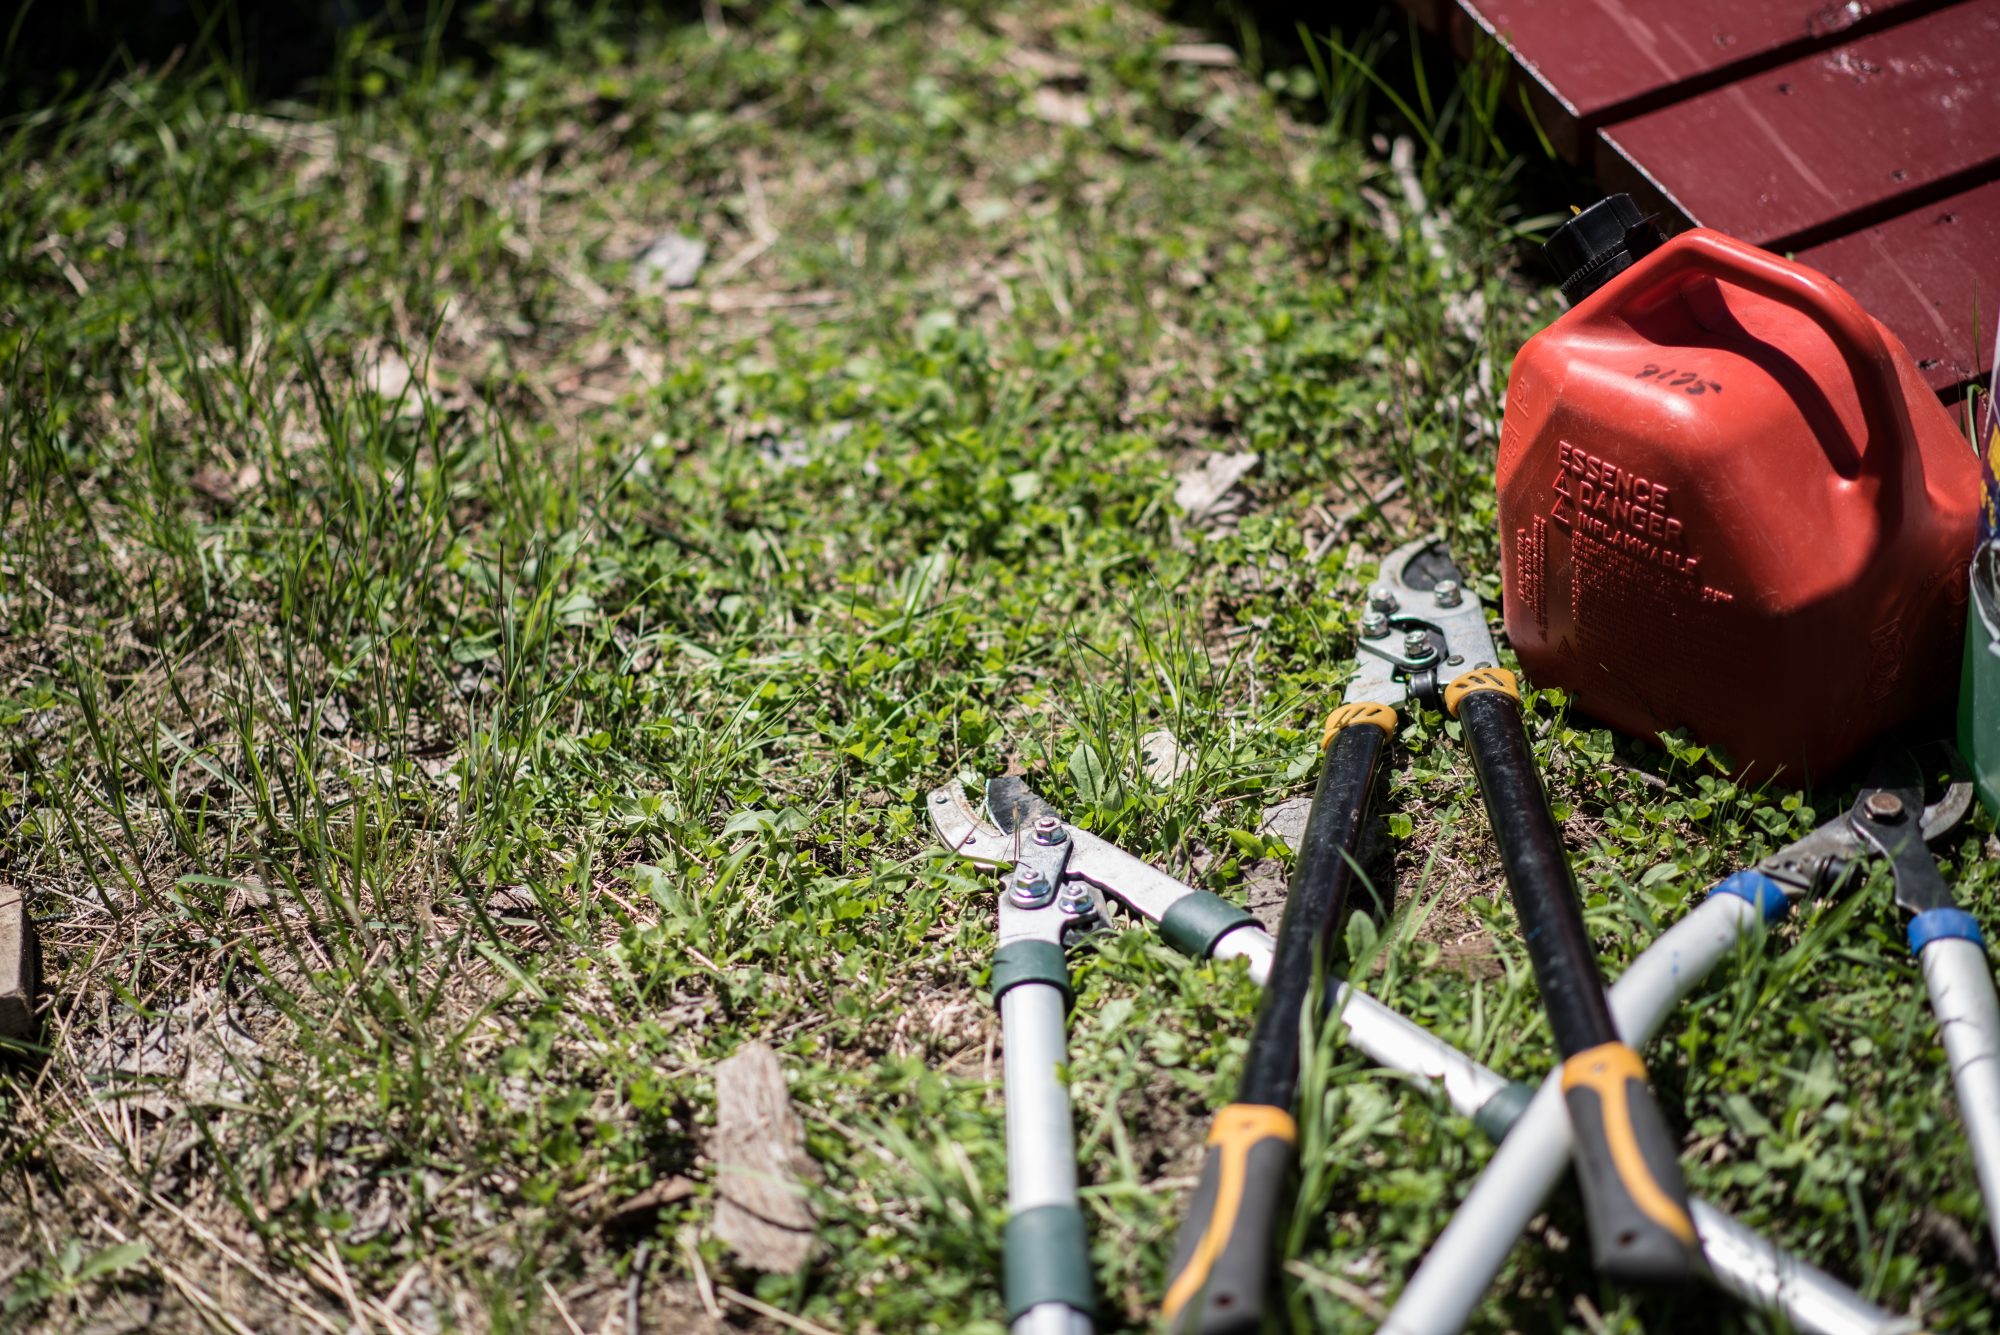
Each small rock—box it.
[0,884,39,1043]
[1139,729,1193,787]
[1031,87,1093,128]
[637,233,707,290]
[80,989,263,1107]
[366,351,413,397]
[1258,795,1312,850]
[338,1175,401,1243]
[190,463,262,505]
[488,885,537,917]
[179,998,264,1105]
[1239,860,1290,932]
[228,879,275,913]
[1173,451,1259,521]
[364,350,430,415]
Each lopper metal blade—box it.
[1348,538,1500,713]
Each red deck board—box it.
[1596,0,2000,250]
[1450,0,1937,161]
[1390,0,2000,393]
[1796,181,2000,389]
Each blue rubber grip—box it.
[1908,907,1986,954]
[1710,870,1792,923]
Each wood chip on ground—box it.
[711,1043,817,1272]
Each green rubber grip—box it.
[1560,1043,1705,1283]
[1160,891,1257,960]
[1471,1080,1537,1144]
[1002,1203,1095,1321]
[1160,1104,1296,1334]
[989,939,1071,1006]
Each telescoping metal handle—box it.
[1446,668,1704,1284]
[1161,702,1395,1334]
[992,941,1095,1335]
[1380,873,1795,1335]
[1908,910,2000,1265]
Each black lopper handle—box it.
[1162,701,1395,1331]
[1447,669,1703,1284]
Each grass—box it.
[0,1,1995,1331]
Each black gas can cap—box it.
[1543,195,1666,305]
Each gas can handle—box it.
[1617,228,1918,517]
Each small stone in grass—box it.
[1258,795,1311,851]
[637,232,707,290]
[488,885,538,917]
[1140,728,1193,786]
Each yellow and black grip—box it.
[1161,1104,1297,1335]
[1561,1043,1703,1282]
[1447,667,1703,1284]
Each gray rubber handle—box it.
[1161,1104,1296,1334]
[1560,1045,1704,1282]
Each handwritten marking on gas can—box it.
[1634,363,1725,396]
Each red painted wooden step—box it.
[1404,0,2000,393]
[1797,180,2000,390]
[1594,1,2000,252]
[1451,0,1940,162]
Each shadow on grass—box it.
[4,0,717,111]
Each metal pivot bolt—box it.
[1863,791,1906,822]
[1010,865,1056,908]
[1434,579,1463,607]
[1403,629,1434,661]
[1361,609,1391,639]
[1056,881,1095,916]
[1368,584,1398,614]
[1032,814,1068,846]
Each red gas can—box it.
[1498,201,1980,782]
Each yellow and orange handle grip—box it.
[1322,700,1396,749]
[1560,1043,1701,1281]
[1161,1104,1298,1334]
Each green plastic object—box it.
[1002,1204,1095,1321]
[1159,890,1256,960]
[1963,542,1999,819]
[988,939,1072,1006]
